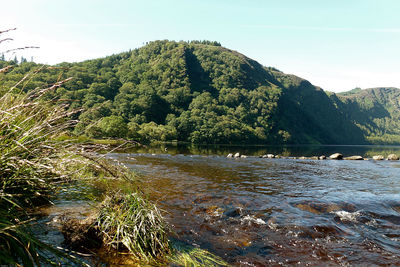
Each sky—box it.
[1,0,400,92]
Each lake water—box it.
[109,145,400,266]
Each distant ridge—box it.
[0,40,399,144]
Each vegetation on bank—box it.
[2,40,399,145]
[0,62,227,265]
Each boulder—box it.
[234,152,241,158]
[387,154,399,160]
[372,155,384,160]
[227,153,233,158]
[329,153,343,160]
[319,155,327,160]
[240,155,247,158]
[266,154,275,159]
[344,155,363,160]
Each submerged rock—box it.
[61,215,102,251]
[295,202,341,214]
[224,207,243,218]
[344,155,363,160]
[329,153,343,160]
[387,154,399,160]
[372,155,384,160]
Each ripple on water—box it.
[109,151,400,265]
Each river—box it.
[108,145,400,266]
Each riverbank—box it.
[0,86,172,265]
[0,88,229,265]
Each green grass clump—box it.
[96,191,170,261]
[0,73,79,265]
[169,242,229,267]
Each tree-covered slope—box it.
[336,87,400,144]
[0,40,398,144]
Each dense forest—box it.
[0,40,399,144]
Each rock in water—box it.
[319,155,327,160]
[372,155,384,160]
[387,154,399,160]
[227,153,233,158]
[329,153,343,160]
[266,154,275,158]
[234,152,241,158]
[344,155,363,160]
[241,155,247,158]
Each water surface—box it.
[110,146,400,266]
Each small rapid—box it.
[109,147,400,265]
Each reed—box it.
[0,69,80,265]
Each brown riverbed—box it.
[109,148,400,266]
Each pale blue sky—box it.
[1,0,399,92]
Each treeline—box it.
[1,40,399,144]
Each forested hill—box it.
[0,40,399,144]
[335,87,400,144]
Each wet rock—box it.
[319,155,327,160]
[241,155,247,158]
[387,154,399,160]
[227,153,233,158]
[295,202,341,214]
[329,153,343,160]
[266,154,275,159]
[234,152,241,158]
[224,207,243,218]
[199,224,222,236]
[372,155,384,160]
[61,215,102,251]
[310,156,319,160]
[299,156,307,159]
[344,155,363,160]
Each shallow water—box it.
[110,146,400,266]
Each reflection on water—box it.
[110,146,400,266]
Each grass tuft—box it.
[96,191,170,261]
[170,242,229,267]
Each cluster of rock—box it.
[226,152,400,161]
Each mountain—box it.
[335,87,400,144]
[0,40,398,144]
